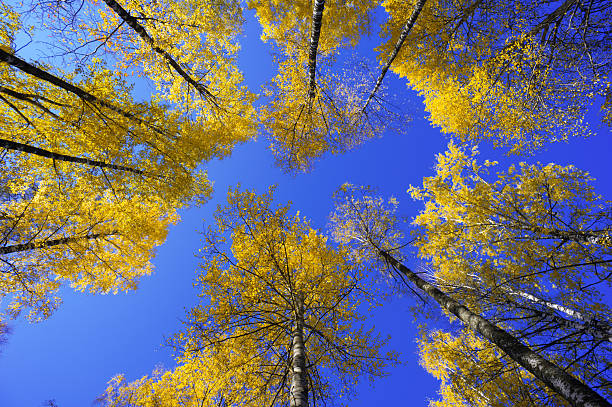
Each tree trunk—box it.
[0,232,116,255]
[0,85,68,118]
[0,138,144,175]
[289,293,308,407]
[0,49,163,134]
[379,250,611,407]
[434,274,612,343]
[527,0,577,37]
[307,0,326,100]
[507,289,612,343]
[358,0,426,115]
[100,0,215,104]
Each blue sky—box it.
[1,4,611,407]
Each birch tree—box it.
[0,163,178,321]
[253,0,397,172]
[406,143,612,403]
[0,5,250,320]
[35,0,256,133]
[330,183,611,407]
[357,0,425,116]
[378,0,612,153]
[102,187,396,406]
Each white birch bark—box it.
[289,293,308,407]
[380,250,611,407]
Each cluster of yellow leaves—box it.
[1,158,178,321]
[330,183,404,266]
[378,0,610,153]
[253,0,386,171]
[250,0,376,55]
[0,58,213,202]
[408,143,611,401]
[103,346,256,407]
[418,328,566,407]
[72,0,257,142]
[103,188,396,406]
[261,56,383,172]
[409,142,611,308]
[197,187,394,403]
[0,5,243,321]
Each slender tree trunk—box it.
[358,0,426,115]
[0,85,68,117]
[289,293,308,407]
[0,232,116,255]
[0,49,162,134]
[434,274,612,342]
[543,228,610,246]
[307,0,326,99]
[379,250,611,407]
[507,290,612,343]
[0,138,144,175]
[528,0,577,37]
[100,0,215,104]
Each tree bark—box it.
[0,85,69,114]
[289,293,308,407]
[379,250,611,407]
[358,0,426,115]
[0,233,116,255]
[507,289,612,343]
[0,138,144,175]
[0,49,162,134]
[307,0,325,100]
[527,0,577,37]
[100,0,215,104]
[435,275,612,343]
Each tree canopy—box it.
[0,0,610,405]
[102,188,395,406]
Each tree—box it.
[377,0,611,153]
[0,4,220,203]
[330,183,611,407]
[102,187,395,406]
[252,0,398,172]
[260,54,394,172]
[406,143,611,402]
[100,0,216,103]
[0,4,250,320]
[102,347,250,406]
[357,0,425,117]
[0,52,215,204]
[0,163,178,320]
[0,52,190,320]
[418,328,560,407]
[36,0,256,132]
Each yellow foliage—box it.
[409,144,612,402]
[254,0,386,171]
[0,3,252,321]
[102,187,396,406]
[378,0,610,153]
[418,328,568,407]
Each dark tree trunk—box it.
[307,0,325,99]
[359,0,426,115]
[0,232,116,255]
[0,49,163,134]
[100,0,215,104]
[379,250,611,407]
[0,138,144,175]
